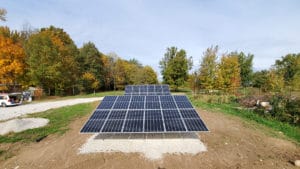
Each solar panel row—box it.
[81,109,208,133]
[125,85,171,95]
[80,95,208,133]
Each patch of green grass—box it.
[85,91,124,97]
[190,97,300,143]
[29,90,124,103]
[0,102,97,143]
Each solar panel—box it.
[123,120,143,132]
[124,85,171,95]
[81,95,209,133]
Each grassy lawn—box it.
[0,90,123,144]
[28,90,124,103]
[189,96,300,144]
[0,102,97,143]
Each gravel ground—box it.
[79,133,207,160]
[0,97,103,121]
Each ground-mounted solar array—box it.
[125,85,171,95]
[81,95,208,133]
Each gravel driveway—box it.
[0,97,103,121]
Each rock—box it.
[295,160,300,167]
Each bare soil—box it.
[1,109,299,169]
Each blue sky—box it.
[1,0,300,77]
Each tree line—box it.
[159,45,299,125]
[0,25,158,95]
[159,45,299,93]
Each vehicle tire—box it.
[1,103,6,107]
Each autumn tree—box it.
[114,59,127,90]
[140,66,158,84]
[217,54,241,93]
[82,72,99,94]
[189,71,199,95]
[77,42,104,93]
[101,55,115,90]
[0,27,25,91]
[26,26,78,95]
[264,69,284,92]
[160,46,192,91]
[274,53,300,90]
[198,46,218,90]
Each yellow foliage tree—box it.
[82,72,99,94]
[217,54,241,93]
[0,27,25,91]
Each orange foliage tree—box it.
[0,27,25,91]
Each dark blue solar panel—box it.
[148,86,154,92]
[90,110,110,119]
[125,86,132,93]
[116,96,131,101]
[80,120,105,132]
[129,102,144,109]
[162,109,181,119]
[145,110,162,120]
[131,96,145,101]
[161,101,177,109]
[81,93,208,133]
[97,101,114,109]
[108,110,127,119]
[164,119,186,131]
[123,120,143,132]
[184,119,208,131]
[133,86,139,92]
[124,85,171,96]
[126,110,144,120]
[145,119,164,132]
[113,102,129,109]
[146,102,161,109]
[102,120,124,132]
[156,87,162,92]
[102,96,118,102]
[174,95,189,102]
[180,109,200,119]
[140,87,147,92]
[176,102,193,108]
[160,96,174,102]
[146,96,158,102]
